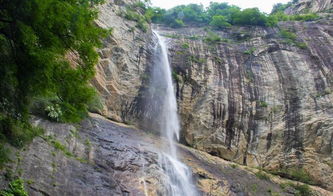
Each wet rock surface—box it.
[154,15,333,191]
[3,115,331,195]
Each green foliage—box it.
[255,171,271,181]
[259,101,268,107]
[0,0,107,151]
[232,8,270,26]
[45,104,62,122]
[0,143,10,168]
[150,2,275,27]
[271,168,316,185]
[209,15,231,29]
[0,117,43,148]
[204,31,222,44]
[279,29,307,49]
[280,183,312,196]
[244,47,256,55]
[181,42,190,49]
[280,29,297,40]
[272,11,319,22]
[0,179,28,196]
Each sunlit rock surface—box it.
[155,16,333,190]
[90,0,333,192]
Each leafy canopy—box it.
[0,0,107,148]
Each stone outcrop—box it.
[92,0,153,123]
[154,15,333,191]
[88,0,333,191]
[285,0,332,14]
[1,115,331,195]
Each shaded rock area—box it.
[0,115,331,196]
[92,0,154,123]
[154,14,333,191]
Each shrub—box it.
[0,143,10,168]
[0,178,28,196]
[0,0,107,161]
[204,31,222,44]
[209,15,231,29]
[244,47,256,55]
[181,43,190,49]
[45,104,62,122]
[280,29,297,40]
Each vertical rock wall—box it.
[92,0,153,123]
[155,17,333,190]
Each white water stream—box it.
[148,31,198,196]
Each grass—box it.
[244,47,256,55]
[255,171,271,181]
[204,31,222,44]
[280,182,312,196]
[189,56,206,64]
[259,101,268,108]
[270,168,316,185]
[181,42,190,49]
[279,29,307,49]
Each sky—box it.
[150,0,291,14]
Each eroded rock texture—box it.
[92,0,153,122]
[155,16,333,190]
[285,0,333,14]
[2,115,330,196]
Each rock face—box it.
[154,16,333,191]
[285,0,332,14]
[92,0,153,123]
[89,0,333,192]
[1,115,331,196]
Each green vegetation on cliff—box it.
[146,0,318,29]
[0,0,108,166]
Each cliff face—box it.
[92,0,153,123]
[155,16,333,190]
[90,0,333,191]
[4,115,331,196]
[285,0,333,14]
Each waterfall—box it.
[146,31,198,196]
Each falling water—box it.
[146,31,197,196]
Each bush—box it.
[209,15,231,29]
[0,0,107,162]
[0,117,43,148]
[0,178,28,196]
[204,31,222,44]
[0,143,10,168]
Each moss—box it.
[255,171,271,181]
[204,31,222,44]
[244,47,256,55]
[181,43,190,49]
[251,184,258,192]
[280,183,312,196]
[270,167,316,185]
[259,101,268,108]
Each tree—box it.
[0,0,107,147]
[209,15,231,29]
